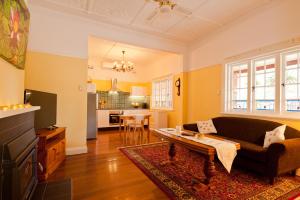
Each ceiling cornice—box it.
[188,0,283,51]
[28,0,190,45]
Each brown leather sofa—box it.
[183,117,300,184]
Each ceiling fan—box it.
[145,0,192,21]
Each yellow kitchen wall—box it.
[0,58,24,106]
[25,51,88,154]
[92,79,151,95]
[185,64,300,130]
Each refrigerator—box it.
[87,93,97,139]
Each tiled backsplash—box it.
[97,91,150,110]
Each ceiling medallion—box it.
[112,50,134,72]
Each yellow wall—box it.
[186,65,300,130]
[0,58,24,106]
[25,51,88,151]
[92,79,151,95]
[186,65,222,122]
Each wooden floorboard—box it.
[48,130,169,200]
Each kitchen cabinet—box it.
[97,110,109,128]
[130,86,146,96]
[97,109,151,128]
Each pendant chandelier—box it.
[112,50,134,72]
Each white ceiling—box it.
[88,36,174,68]
[29,0,276,43]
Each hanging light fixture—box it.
[112,50,134,72]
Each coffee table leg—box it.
[204,155,216,184]
[169,143,176,162]
[161,142,176,165]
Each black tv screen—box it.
[24,89,57,130]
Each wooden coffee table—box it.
[154,129,240,185]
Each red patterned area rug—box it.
[120,142,300,200]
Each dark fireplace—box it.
[0,111,39,200]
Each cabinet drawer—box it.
[46,143,59,167]
[46,140,65,170]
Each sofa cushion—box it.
[234,139,268,163]
[263,125,286,148]
[196,119,217,134]
[183,123,198,132]
[212,117,300,146]
[211,135,268,163]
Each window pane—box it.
[255,74,264,86]
[254,57,276,111]
[239,89,248,100]
[265,58,275,73]
[232,100,247,110]
[285,69,298,84]
[286,85,298,99]
[283,51,300,112]
[151,77,173,109]
[229,63,248,111]
[286,100,300,112]
[266,73,275,86]
[285,53,298,69]
[255,60,264,69]
[256,100,274,111]
[232,89,238,101]
[265,87,275,99]
[255,87,264,99]
[240,76,248,88]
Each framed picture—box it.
[0,0,30,69]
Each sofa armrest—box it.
[183,123,198,132]
[267,138,300,176]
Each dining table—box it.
[119,114,151,135]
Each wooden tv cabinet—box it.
[36,127,66,181]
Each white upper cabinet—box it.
[130,86,146,97]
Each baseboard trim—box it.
[66,146,88,155]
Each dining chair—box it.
[128,115,145,135]
[122,118,133,132]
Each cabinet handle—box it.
[38,162,44,172]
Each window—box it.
[151,76,173,109]
[282,51,300,112]
[225,46,300,118]
[228,63,249,111]
[253,57,276,111]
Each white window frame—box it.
[151,75,173,110]
[225,62,250,113]
[281,50,300,116]
[251,55,278,114]
[223,46,300,120]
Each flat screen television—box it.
[24,89,57,130]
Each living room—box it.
[0,0,300,199]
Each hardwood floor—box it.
[48,130,169,200]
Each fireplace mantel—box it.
[0,106,40,119]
